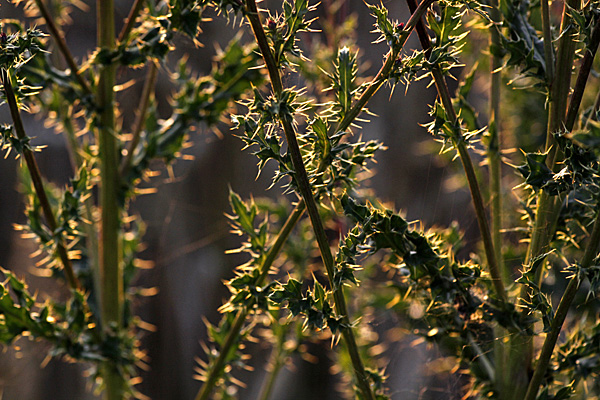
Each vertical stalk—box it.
[487,2,513,397]
[244,2,376,398]
[96,0,123,398]
[257,325,287,400]
[406,0,506,301]
[516,1,582,398]
[525,0,581,270]
[523,205,600,400]
[488,0,505,283]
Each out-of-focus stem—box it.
[119,61,158,177]
[118,0,146,44]
[32,0,92,94]
[257,326,287,400]
[96,0,124,397]
[1,69,82,291]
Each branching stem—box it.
[197,2,438,398]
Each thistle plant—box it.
[2,0,600,399]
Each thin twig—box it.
[406,0,506,301]
[565,17,600,132]
[118,0,146,44]
[32,0,92,94]
[0,69,82,291]
[195,202,306,400]
[119,61,158,176]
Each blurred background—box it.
[0,0,487,398]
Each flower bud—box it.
[266,18,277,31]
[397,22,405,31]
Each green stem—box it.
[406,0,506,301]
[540,0,555,85]
[1,69,81,291]
[96,0,123,397]
[195,201,306,400]
[523,205,600,400]
[119,61,158,177]
[245,2,376,398]
[488,2,512,396]
[32,0,92,94]
[523,0,580,279]
[257,325,287,400]
[61,110,102,317]
[489,0,505,283]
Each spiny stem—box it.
[1,69,81,291]
[406,0,506,301]
[244,1,376,398]
[195,3,435,397]
[195,201,306,400]
[521,0,582,297]
[32,0,92,94]
[118,0,146,44]
[61,110,102,316]
[119,61,158,176]
[523,205,600,400]
[565,17,600,132]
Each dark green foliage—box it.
[0,269,137,383]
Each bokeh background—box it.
[0,0,487,398]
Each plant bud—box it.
[266,18,277,31]
[397,22,405,31]
[395,55,403,68]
